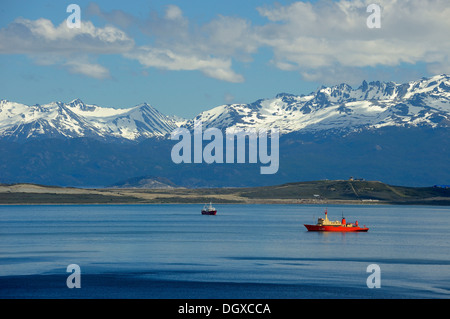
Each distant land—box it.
[1,180,449,206]
[0,74,449,188]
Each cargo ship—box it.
[304,209,368,232]
[201,202,217,215]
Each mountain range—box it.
[1,74,449,188]
[0,99,178,141]
[1,74,449,141]
[191,74,450,134]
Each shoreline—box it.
[0,181,449,206]
[0,199,447,206]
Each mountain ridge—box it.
[1,74,449,188]
[1,74,450,141]
[190,74,450,134]
[0,99,179,141]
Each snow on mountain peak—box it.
[0,99,179,141]
[1,74,449,141]
[185,74,450,134]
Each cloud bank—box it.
[1,0,449,83]
[0,17,134,79]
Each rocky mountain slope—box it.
[1,74,449,141]
[190,74,450,134]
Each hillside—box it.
[0,180,448,205]
[236,180,450,205]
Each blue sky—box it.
[1,0,449,118]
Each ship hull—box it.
[202,210,217,215]
[304,224,369,232]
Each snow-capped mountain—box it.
[190,74,450,134]
[0,99,179,141]
[1,75,449,188]
[1,74,449,141]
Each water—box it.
[1,204,450,299]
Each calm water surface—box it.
[1,204,449,299]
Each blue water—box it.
[1,204,450,299]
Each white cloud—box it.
[29,53,111,79]
[1,1,450,83]
[125,47,244,83]
[84,4,248,82]
[123,5,250,82]
[0,17,134,54]
[64,59,111,79]
[132,0,450,83]
[0,17,133,79]
[255,0,450,82]
[165,5,183,21]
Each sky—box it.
[0,0,449,118]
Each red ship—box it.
[201,202,217,215]
[304,209,369,232]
